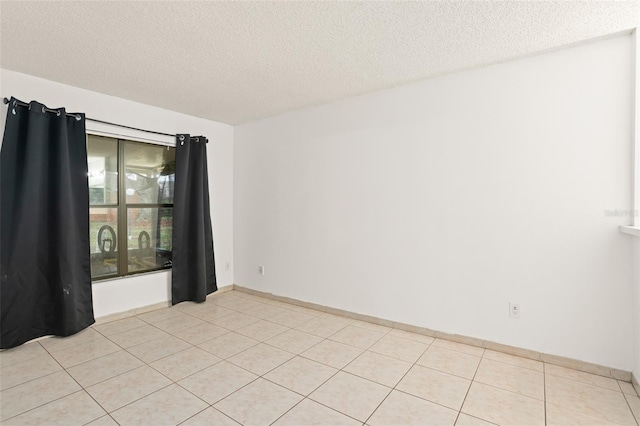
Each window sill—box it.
[619,225,640,237]
[92,268,171,284]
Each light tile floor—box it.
[1,290,639,425]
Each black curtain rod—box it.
[3,97,177,139]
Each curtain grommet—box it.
[11,108,16,115]
[56,110,61,117]
[41,106,46,114]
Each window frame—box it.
[87,131,176,282]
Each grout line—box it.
[622,391,640,426]
[361,332,434,424]
[453,343,483,425]
[543,370,626,394]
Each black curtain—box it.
[171,134,216,304]
[0,98,94,349]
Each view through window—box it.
[87,135,175,279]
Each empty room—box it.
[0,1,639,425]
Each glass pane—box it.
[125,141,175,204]
[127,207,172,273]
[90,207,118,278]
[87,135,118,205]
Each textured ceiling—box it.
[1,1,638,125]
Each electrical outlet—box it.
[258,265,264,275]
[225,261,231,271]
[509,302,521,319]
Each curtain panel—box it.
[171,134,217,304]
[0,98,94,349]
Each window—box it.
[87,135,176,280]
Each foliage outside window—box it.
[87,135,175,280]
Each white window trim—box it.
[86,121,175,147]
[621,28,640,237]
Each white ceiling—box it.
[1,1,638,125]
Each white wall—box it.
[0,69,234,318]
[633,240,640,380]
[634,30,640,382]
[235,34,635,370]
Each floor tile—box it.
[197,331,259,359]
[0,370,81,421]
[546,402,619,426]
[283,304,323,316]
[625,393,640,423]
[181,407,241,425]
[150,346,221,381]
[266,329,323,354]
[111,384,208,426]
[318,312,356,325]
[126,334,192,363]
[368,389,458,426]
[461,382,545,426]
[482,349,543,372]
[619,380,639,396]
[473,358,544,400]
[227,343,293,375]
[196,305,236,322]
[0,353,62,391]
[545,373,636,425]
[212,295,261,311]
[454,413,496,425]
[215,378,302,426]
[301,339,363,369]
[105,324,169,348]
[388,329,435,345]
[4,289,633,426]
[273,398,361,426]
[0,342,47,367]
[369,334,429,363]
[351,320,392,334]
[93,317,147,337]
[137,307,187,324]
[344,350,412,387]
[417,345,481,379]
[85,415,119,425]
[236,319,289,341]
[295,317,349,338]
[396,365,470,410]
[170,322,229,345]
[209,312,261,331]
[67,350,144,388]
[329,325,385,349]
[39,328,105,353]
[49,338,121,368]
[3,390,105,426]
[265,356,338,396]
[310,371,390,422]
[242,303,288,320]
[86,365,172,413]
[545,364,620,392]
[178,361,257,404]
[267,310,316,328]
[431,338,484,357]
[172,301,209,315]
[153,315,207,334]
